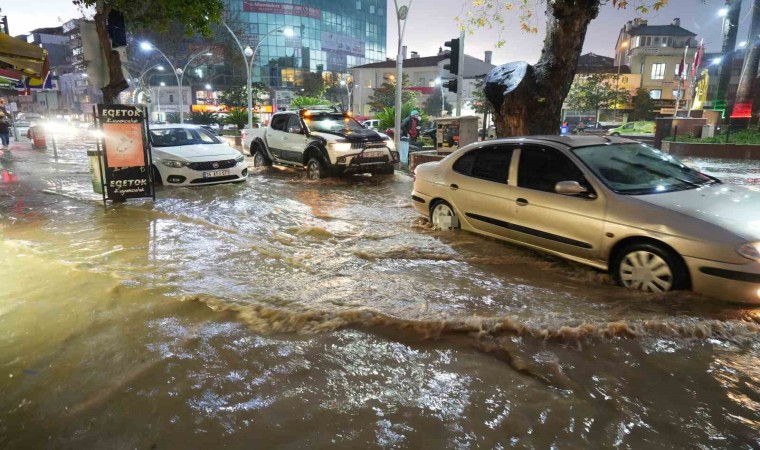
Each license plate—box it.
[363,151,383,158]
[203,170,230,178]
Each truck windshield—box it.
[304,114,365,133]
[572,143,719,195]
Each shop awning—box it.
[0,33,48,78]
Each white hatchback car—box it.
[149,124,247,186]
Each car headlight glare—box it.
[328,142,352,152]
[161,159,187,168]
[737,242,760,261]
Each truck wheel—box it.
[378,164,395,175]
[252,148,271,168]
[306,157,328,180]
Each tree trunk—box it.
[94,5,129,104]
[485,0,601,137]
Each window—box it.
[517,147,585,193]
[270,114,290,131]
[286,115,302,133]
[649,89,662,99]
[674,63,688,77]
[453,146,513,184]
[651,63,666,80]
[672,89,680,99]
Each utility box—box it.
[432,116,479,149]
[701,124,715,138]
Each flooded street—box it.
[1,139,760,448]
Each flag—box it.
[691,39,704,80]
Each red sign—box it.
[731,102,752,119]
[243,1,320,19]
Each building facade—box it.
[224,0,386,90]
[350,50,495,117]
[615,18,698,115]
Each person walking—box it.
[400,109,421,144]
[0,113,10,150]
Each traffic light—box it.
[443,38,460,75]
[443,79,458,93]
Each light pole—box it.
[394,0,413,150]
[140,42,212,123]
[154,81,166,122]
[205,84,213,105]
[435,77,444,116]
[222,22,293,129]
[340,78,352,113]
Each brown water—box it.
[1,139,759,448]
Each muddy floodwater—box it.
[1,139,759,448]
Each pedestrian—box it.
[0,113,10,150]
[576,121,586,134]
[401,109,421,144]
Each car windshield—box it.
[304,113,365,133]
[149,127,221,147]
[573,143,719,195]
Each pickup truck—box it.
[241,107,399,179]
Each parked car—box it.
[148,124,247,186]
[411,135,760,304]
[362,119,380,130]
[608,121,655,136]
[242,106,398,179]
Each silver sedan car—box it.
[411,136,760,304]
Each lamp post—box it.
[154,81,166,122]
[205,84,213,105]
[393,0,413,150]
[223,22,293,129]
[340,78,352,113]
[140,42,212,123]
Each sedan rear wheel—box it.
[430,200,459,230]
[612,243,689,293]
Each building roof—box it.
[352,53,495,78]
[576,52,630,74]
[627,25,696,37]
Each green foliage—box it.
[224,108,253,130]
[189,111,218,125]
[166,112,181,124]
[469,78,491,114]
[629,88,657,121]
[417,136,434,148]
[73,0,224,38]
[664,129,760,144]
[290,96,333,108]
[566,73,631,116]
[367,74,419,113]
[302,73,327,98]
[218,87,246,108]
[376,103,422,129]
[423,91,453,117]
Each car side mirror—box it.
[555,181,596,198]
[288,126,302,134]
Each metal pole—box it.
[393,0,413,150]
[456,30,464,116]
[147,45,182,122]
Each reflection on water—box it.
[1,141,759,447]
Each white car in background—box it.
[148,124,247,186]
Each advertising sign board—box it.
[95,104,154,203]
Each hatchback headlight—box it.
[161,159,188,168]
[235,154,244,163]
[737,242,760,261]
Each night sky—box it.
[3,0,754,66]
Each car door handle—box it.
[516,198,529,206]
[450,184,459,190]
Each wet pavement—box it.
[1,136,760,448]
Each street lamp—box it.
[434,77,444,116]
[155,81,166,122]
[339,78,352,113]
[223,22,293,128]
[394,1,413,150]
[141,42,212,123]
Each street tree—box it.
[463,0,668,137]
[629,88,657,121]
[72,0,224,103]
[565,73,631,125]
[423,92,452,117]
[367,74,418,113]
[219,82,267,108]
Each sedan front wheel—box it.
[611,242,689,293]
[430,200,459,230]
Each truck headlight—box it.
[737,242,760,261]
[327,141,352,152]
[161,159,188,168]
[385,138,396,150]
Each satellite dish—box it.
[397,5,409,20]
